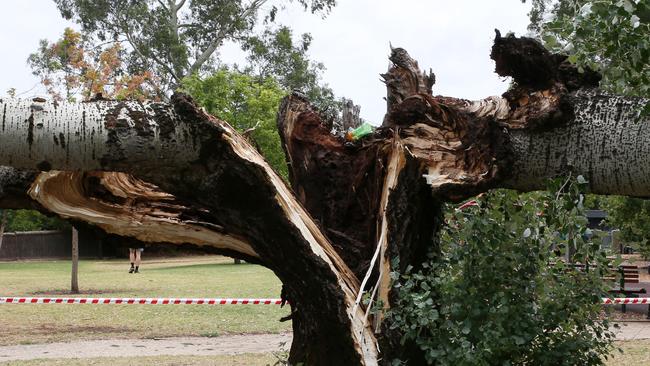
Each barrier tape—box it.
[0,297,647,306]
[0,297,283,305]
[602,298,650,305]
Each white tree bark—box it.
[505,90,650,196]
[0,97,200,172]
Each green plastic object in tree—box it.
[346,122,374,141]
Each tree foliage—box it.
[587,195,650,258]
[389,179,616,365]
[53,0,336,92]
[182,69,288,179]
[243,26,340,119]
[0,209,70,232]
[28,28,160,101]
[526,0,649,99]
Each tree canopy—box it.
[28,28,159,101]
[182,69,288,179]
[53,0,336,92]
[527,0,649,100]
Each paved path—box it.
[613,321,650,340]
[0,324,648,363]
[0,333,292,362]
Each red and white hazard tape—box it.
[0,297,283,305]
[1,296,647,306]
[602,298,650,305]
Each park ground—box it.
[0,255,649,365]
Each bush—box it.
[388,177,616,365]
[1,209,70,232]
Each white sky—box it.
[0,0,532,123]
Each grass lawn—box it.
[607,339,650,365]
[0,256,291,346]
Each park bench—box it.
[608,265,648,316]
[573,264,648,317]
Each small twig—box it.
[556,172,573,201]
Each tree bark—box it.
[0,32,648,364]
[71,226,79,294]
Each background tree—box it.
[52,0,336,93]
[526,0,649,101]
[242,26,340,120]
[590,195,650,259]
[182,69,288,178]
[28,28,160,101]
[2,210,69,232]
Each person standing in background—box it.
[129,248,143,273]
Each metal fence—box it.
[0,230,104,260]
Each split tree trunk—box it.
[0,33,649,364]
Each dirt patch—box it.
[30,324,131,336]
[610,310,650,321]
[0,333,292,362]
[29,289,134,295]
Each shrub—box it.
[388,177,616,365]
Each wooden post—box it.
[71,226,79,294]
[0,210,6,252]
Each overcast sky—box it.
[0,0,531,123]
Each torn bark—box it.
[1,32,649,364]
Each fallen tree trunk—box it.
[1,32,649,364]
[0,95,378,365]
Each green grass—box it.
[606,339,650,365]
[0,256,291,345]
[4,353,277,365]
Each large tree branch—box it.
[504,90,650,195]
[0,94,378,365]
[27,171,258,258]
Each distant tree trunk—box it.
[71,226,79,294]
[0,210,7,252]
